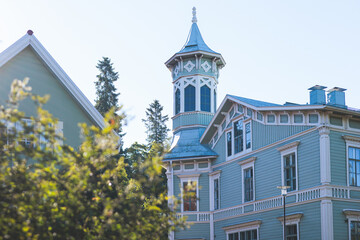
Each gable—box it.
[0,46,95,147]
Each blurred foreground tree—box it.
[0,79,185,240]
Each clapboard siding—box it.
[332,200,358,240]
[212,133,226,165]
[214,201,321,240]
[175,223,210,240]
[252,121,314,150]
[199,173,210,211]
[330,131,347,185]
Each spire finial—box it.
[192,7,197,23]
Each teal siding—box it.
[252,121,313,150]
[0,47,95,148]
[330,131,347,185]
[175,223,210,240]
[255,130,320,200]
[214,202,321,240]
[199,173,210,211]
[212,133,226,166]
[216,161,242,209]
[350,190,360,199]
[173,113,214,130]
[332,200,359,240]
[172,57,218,81]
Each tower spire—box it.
[192,7,197,23]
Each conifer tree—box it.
[142,100,169,147]
[94,57,119,116]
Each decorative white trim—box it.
[321,199,334,240]
[278,141,300,192]
[0,32,105,129]
[319,126,331,184]
[277,213,302,240]
[223,220,261,240]
[344,209,360,240]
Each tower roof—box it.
[177,7,218,55]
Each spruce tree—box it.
[142,100,169,147]
[94,57,119,115]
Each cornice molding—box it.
[342,135,360,143]
[276,141,300,152]
[222,220,262,232]
[238,157,257,166]
[208,170,221,177]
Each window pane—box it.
[280,114,289,123]
[244,168,253,202]
[234,120,243,154]
[294,114,303,123]
[356,148,360,160]
[185,85,195,112]
[267,114,275,123]
[245,123,251,149]
[201,85,211,112]
[349,147,355,159]
[214,179,219,210]
[183,182,197,211]
[175,89,180,114]
[214,90,217,112]
[227,132,232,157]
[284,153,296,191]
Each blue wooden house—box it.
[164,8,360,240]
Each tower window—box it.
[175,89,180,114]
[201,85,211,112]
[185,85,195,112]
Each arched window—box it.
[175,89,180,114]
[214,89,217,113]
[185,85,195,112]
[201,85,211,112]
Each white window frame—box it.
[307,112,320,125]
[343,209,360,240]
[266,113,276,125]
[223,220,261,240]
[292,113,305,125]
[178,175,200,212]
[279,113,290,125]
[277,141,300,192]
[343,135,360,187]
[239,157,256,203]
[209,170,221,211]
[225,129,233,160]
[277,213,303,240]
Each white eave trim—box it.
[0,33,105,129]
[165,50,226,68]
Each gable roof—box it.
[0,30,104,128]
[228,95,281,107]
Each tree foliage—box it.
[94,57,119,116]
[0,79,185,240]
[142,100,169,148]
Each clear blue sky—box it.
[1,0,360,147]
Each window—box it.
[247,108,253,117]
[214,178,219,210]
[293,114,303,124]
[228,230,257,240]
[224,220,261,240]
[284,153,296,191]
[209,170,221,211]
[175,89,180,114]
[227,132,232,157]
[267,114,275,123]
[286,224,298,240]
[348,146,360,187]
[277,213,302,240]
[256,112,263,121]
[244,168,254,202]
[277,141,299,192]
[245,122,251,149]
[185,85,195,112]
[343,209,360,240]
[238,105,244,113]
[351,221,360,240]
[234,120,244,154]
[201,85,211,112]
[309,114,319,124]
[280,114,289,124]
[239,157,256,203]
[183,181,197,211]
